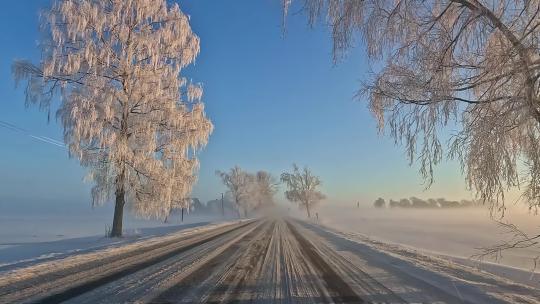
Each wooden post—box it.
[221,193,225,217]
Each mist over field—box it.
[317,204,539,270]
[0,197,241,244]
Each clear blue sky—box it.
[0,0,471,214]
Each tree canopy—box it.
[284,0,540,214]
[13,0,212,235]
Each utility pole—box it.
[221,193,225,217]
[181,208,184,222]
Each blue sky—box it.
[0,0,472,214]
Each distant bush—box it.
[373,198,385,208]
[377,197,480,209]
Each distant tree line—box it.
[373,197,480,209]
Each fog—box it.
[315,204,539,271]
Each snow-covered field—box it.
[1,218,538,303]
[2,204,539,302]
[0,208,235,271]
[316,205,540,287]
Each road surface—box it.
[0,218,537,303]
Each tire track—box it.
[0,220,256,304]
[2,218,418,303]
[150,221,275,303]
[153,219,369,303]
[290,220,406,303]
[286,221,364,304]
[66,220,266,304]
[279,219,329,303]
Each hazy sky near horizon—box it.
[0,0,476,213]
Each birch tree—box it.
[216,166,254,218]
[284,0,540,247]
[252,171,278,210]
[13,0,213,237]
[281,164,325,218]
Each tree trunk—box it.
[221,193,224,217]
[306,203,311,218]
[244,208,247,218]
[111,188,125,237]
[181,208,184,222]
[111,170,126,237]
[112,108,129,238]
[235,200,241,218]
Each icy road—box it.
[0,219,538,304]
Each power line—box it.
[0,119,66,149]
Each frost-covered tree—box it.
[216,166,254,218]
[399,198,412,208]
[410,197,429,208]
[373,198,385,208]
[428,198,439,208]
[251,171,278,210]
[284,0,540,210]
[285,0,540,250]
[13,0,213,237]
[281,164,325,218]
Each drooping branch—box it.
[14,0,213,221]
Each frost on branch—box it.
[13,0,213,220]
[216,167,278,217]
[216,166,254,218]
[281,164,325,218]
[284,0,540,214]
[251,171,279,210]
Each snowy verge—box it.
[303,221,540,304]
[315,206,538,271]
[0,222,215,271]
[0,219,251,282]
[307,221,540,289]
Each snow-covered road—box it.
[0,218,538,303]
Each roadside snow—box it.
[317,206,539,284]
[308,214,540,290]
[0,219,250,288]
[0,213,238,272]
[300,220,540,303]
